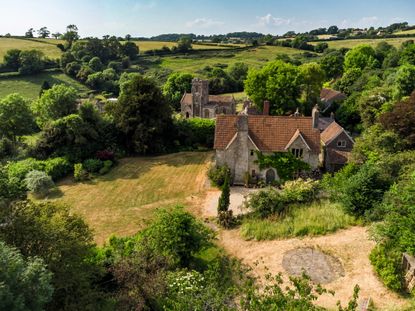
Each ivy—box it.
[255,151,310,181]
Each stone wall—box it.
[402,253,415,292]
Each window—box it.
[291,148,304,158]
[251,170,256,177]
[185,112,190,119]
[250,150,254,156]
[204,109,210,118]
[337,140,346,148]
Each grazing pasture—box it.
[0,70,90,99]
[310,37,415,49]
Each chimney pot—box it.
[263,100,270,116]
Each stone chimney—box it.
[330,112,335,120]
[263,100,270,116]
[312,105,319,129]
[294,108,300,117]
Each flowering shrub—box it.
[280,178,319,203]
[166,270,205,297]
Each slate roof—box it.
[321,121,344,145]
[181,93,234,106]
[214,115,321,153]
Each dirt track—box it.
[218,226,408,310]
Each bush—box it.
[369,244,403,291]
[6,158,45,183]
[24,170,55,197]
[141,206,214,267]
[247,187,285,218]
[83,158,104,173]
[43,157,71,180]
[280,178,319,203]
[74,163,89,181]
[99,160,113,175]
[0,137,17,159]
[208,165,231,187]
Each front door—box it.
[266,169,276,184]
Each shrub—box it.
[218,175,230,212]
[6,158,45,183]
[99,160,113,175]
[208,165,231,187]
[43,157,71,180]
[141,206,214,267]
[280,178,319,203]
[96,150,115,161]
[247,187,285,218]
[0,137,18,159]
[24,170,55,197]
[369,244,403,292]
[83,158,104,173]
[74,163,89,181]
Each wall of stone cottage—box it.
[286,136,320,169]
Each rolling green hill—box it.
[0,70,90,99]
[310,37,415,49]
[0,38,62,60]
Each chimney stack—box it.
[263,100,270,116]
[312,105,319,129]
[330,112,335,120]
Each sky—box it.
[0,0,414,37]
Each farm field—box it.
[154,45,309,75]
[0,38,62,59]
[310,36,415,49]
[54,152,212,244]
[0,70,90,99]
[133,40,242,52]
[395,28,415,35]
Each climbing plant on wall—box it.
[255,151,310,181]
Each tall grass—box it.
[240,201,358,241]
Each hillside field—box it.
[310,37,415,49]
[0,38,62,59]
[54,152,212,244]
[0,70,90,99]
[133,40,244,52]
[395,29,415,35]
[149,45,309,75]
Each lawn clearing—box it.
[0,70,90,99]
[310,37,415,49]
[0,38,62,60]
[240,201,357,241]
[55,152,212,244]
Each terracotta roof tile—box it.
[214,115,321,153]
[320,88,346,102]
[321,121,344,144]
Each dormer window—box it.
[291,148,303,158]
[337,140,346,148]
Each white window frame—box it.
[337,140,347,148]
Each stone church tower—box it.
[191,78,209,117]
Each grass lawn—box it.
[395,29,415,35]
[240,201,358,241]
[0,38,62,60]
[0,70,90,99]
[54,152,212,244]
[310,37,415,49]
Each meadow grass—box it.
[310,37,415,49]
[53,152,212,244]
[157,45,307,75]
[0,38,62,60]
[0,70,90,99]
[240,201,358,241]
[133,40,242,53]
[395,29,415,35]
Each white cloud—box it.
[257,14,291,27]
[186,18,224,28]
[340,16,382,29]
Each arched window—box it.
[265,169,276,184]
[185,112,190,119]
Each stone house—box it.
[180,78,236,119]
[214,103,321,185]
[214,103,353,184]
[321,120,354,172]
